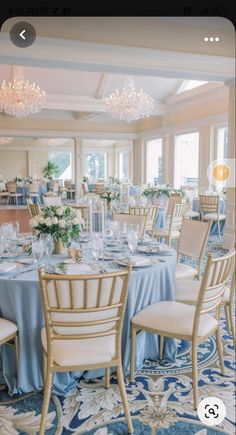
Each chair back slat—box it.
[129,206,159,233]
[39,268,131,344]
[112,213,147,238]
[199,195,219,214]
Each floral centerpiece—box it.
[29,206,84,253]
[14,174,23,183]
[108,176,120,186]
[142,185,186,199]
[99,191,120,203]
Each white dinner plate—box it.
[17,258,36,265]
[115,256,157,268]
[0,262,18,276]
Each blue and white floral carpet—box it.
[0,236,235,435]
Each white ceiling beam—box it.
[0,33,234,82]
[44,93,165,115]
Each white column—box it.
[198,125,213,194]
[223,82,235,250]
[133,139,146,184]
[74,138,83,197]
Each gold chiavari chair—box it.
[38,267,133,434]
[175,219,211,280]
[129,205,159,236]
[199,194,226,238]
[176,254,236,343]
[27,199,41,218]
[6,182,23,206]
[130,250,235,408]
[112,213,147,238]
[153,203,189,246]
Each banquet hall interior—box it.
[0,16,235,435]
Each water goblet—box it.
[31,239,45,268]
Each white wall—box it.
[28,150,49,178]
[0,151,28,179]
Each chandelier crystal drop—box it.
[105,77,154,123]
[0,137,13,145]
[0,66,46,119]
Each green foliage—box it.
[43,161,60,180]
[142,186,186,198]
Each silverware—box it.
[9,265,38,279]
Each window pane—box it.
[49,151,72,181]
[174,132,199,188]
[119,150,130,179]
[146,139,163,184]
[217,126,228,160]
[85,152,106,180]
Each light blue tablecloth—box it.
[0,249,177,396]
[16,185,47,205]
[192,198,226,235]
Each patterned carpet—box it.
[0,236,235,435]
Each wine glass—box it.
[127,230,139,254]
[0,237,5,259]
[91,233,104,269]
[11,221,20,237]
[2,223,13,240]
[40,234,54,271]
[31,240,45,268]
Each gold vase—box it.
[53,239,65,254]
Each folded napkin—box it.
[0,262,17,273]
[122,256,151,267]
[56,263,93,275]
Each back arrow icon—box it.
[19,30,26,40]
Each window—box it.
[174,132,199,188]
[85,152,106,180]
[49,151,72,181]
[177,80,208,93]
[146,139,163,184]
[217,126,228,160]
[119,150,130,179]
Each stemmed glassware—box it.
[91,232,104,270]
[127,230,139,254]
[2,223,14,261]
[40,234,54,272]
[31,239,45,268]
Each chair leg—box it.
[159,335,164,360]
[228,302,235,342]
[105,367,110,388]
[116,364,133,434]
[15,334,19,372]
[215,328,225,375]
[191,342,199,409]
[43,353,47,384]
[39,370,53,435]
[130,326,136,383]
[224,305,231,332]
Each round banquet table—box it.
[16,185,48,205]
[0,249,177,396]
[192,197,226,235]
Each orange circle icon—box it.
[212,163,230,182]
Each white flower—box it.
[52,217,58,225]
[45,217,52,227]
[57,207,64,216]
[29,218,38,228]
[72,217,79,225]
[37,216,45,224]
[58,219,66,228]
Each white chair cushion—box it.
[185,210,200,218]
[41,328,116,366]
[132,301,218,338]
[203,213,226,221]
[175,263,198,280]
[0,319,17,342]
[176,280,231,304]
[155,228,180,239]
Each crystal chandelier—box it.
[0,66,46,118]
[0,137,13,145]
[105,77,154,123]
